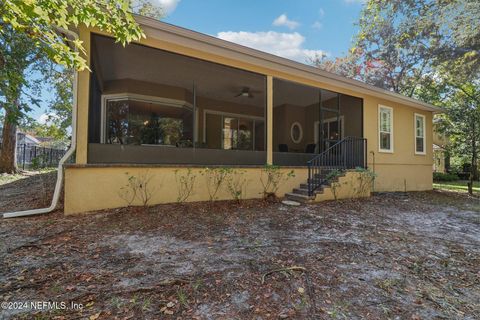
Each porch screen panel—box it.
[273,78,321,166]
[339,94,363,138]
[89,34,266,165]
[196,56,266,165]
[272,78,364,166]
[105,98,193,146]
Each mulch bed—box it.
[0,173,479,319]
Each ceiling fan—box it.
[235,87,255,98]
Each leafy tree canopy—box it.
[1,0,147,71]
[0,0,162,172]
[315,0,479,95]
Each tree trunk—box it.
[0,108,18,174]
[468,132,477,195]
[472,148,479,181]
[470,145,478,195]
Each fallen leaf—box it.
[89,313,100,320]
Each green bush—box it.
[433,172,459,182]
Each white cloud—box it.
[37,113,57,125]
[217,31,327,63]
[154,0,181,14]
[312,21,323,30]
[272,14,300,30]
[312,9,325,30]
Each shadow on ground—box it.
[0,174,479,319]
[0,171,60,214]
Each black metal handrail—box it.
[307,137,367,196]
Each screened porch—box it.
[87,34,363,167]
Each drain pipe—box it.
[3,28,79,218]
[370,151,376,193]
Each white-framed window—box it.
[378,105,393,152]
[203,109,264,151]
[100,93,193,146]
[414,113,426,155]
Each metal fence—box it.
[11,144,67,170]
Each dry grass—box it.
[0,174,479,319]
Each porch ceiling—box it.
[92,35,340,109]
[92,35,265,107]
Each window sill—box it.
[378,149,394,154]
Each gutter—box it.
[2,28,79,218]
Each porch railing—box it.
[307,136,367,196]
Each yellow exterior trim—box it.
[267,76,273,165]
[75,26,91,164]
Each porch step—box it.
[300,183,329,190]
[292,187,324,196]
[285,169,346,204]
[284,192,314,203]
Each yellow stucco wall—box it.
[64,166,306,214]
[314,171,372,202]
[362,95,433,192]
[67,25,435,214]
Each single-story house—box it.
[64,16,442,214]
[17,131,42,147]
[0,130,41,148]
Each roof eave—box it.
[134,15,443,113]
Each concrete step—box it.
[287,168,347,204]
[300,183,328,190]
[284,192,314,203]
[292,187,324,196]
[292,188,309,196]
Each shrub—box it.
[260,164,295,200]
[325,169,343,200]
[433,172,459,182]
[31,156,43,170]
[118,171,155,207]
[175,169,196,203]
[354,167,377,197]
[202,167,232,202]
[226,169,247,202]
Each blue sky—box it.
[31,0,364,121]
[162,0,364,61]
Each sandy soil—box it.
[0,171,58,214]
[0,172,479,319]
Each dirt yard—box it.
[0,172,479,319]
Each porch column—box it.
[266,75,273,165]
[75,26,91,164]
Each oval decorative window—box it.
[290,122,303,144]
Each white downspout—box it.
[3,28,79,218]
